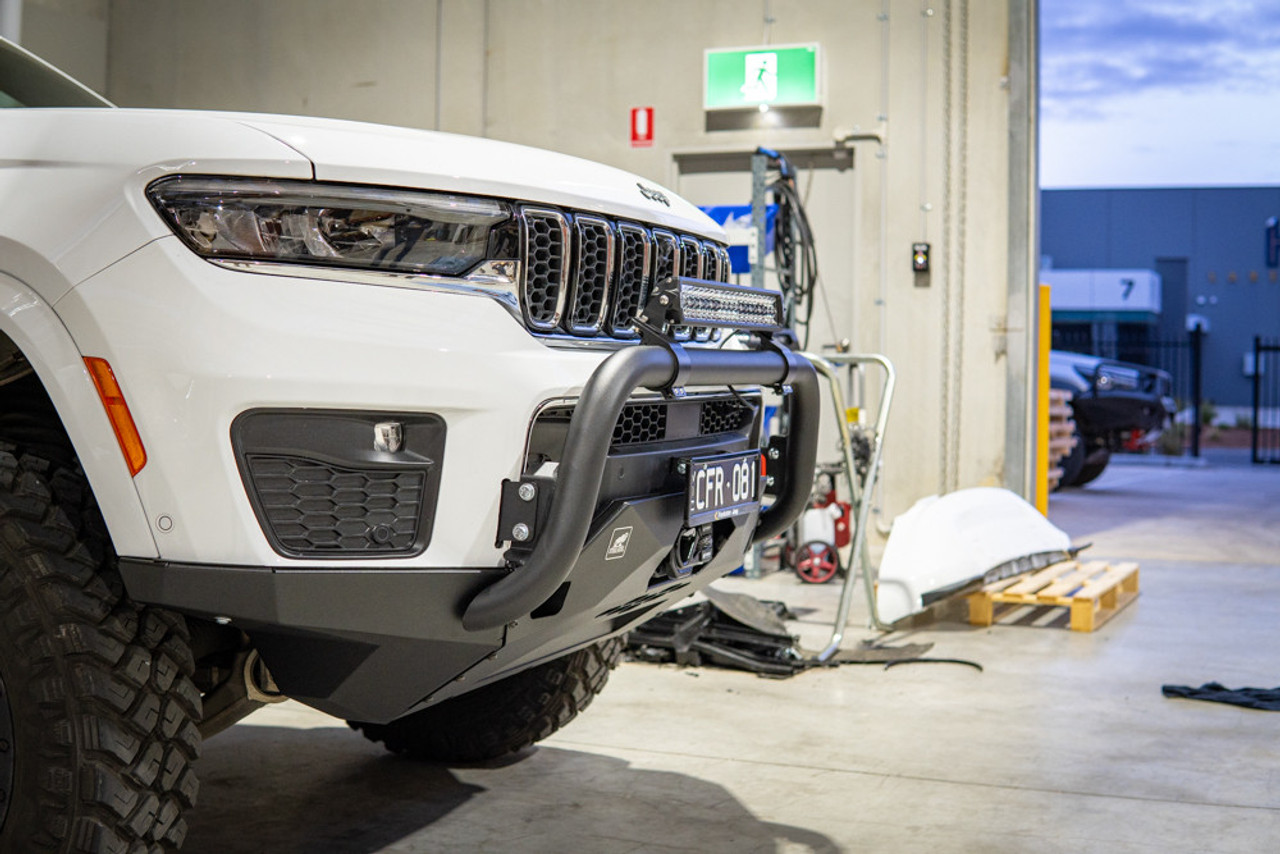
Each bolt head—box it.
[517,482,537,502]
[512,522,531,542]
[676,461,688,474]
[768,448,781,459]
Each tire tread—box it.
[0,450,200,853]
[351,637,623,764]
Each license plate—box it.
[685,451,760,526]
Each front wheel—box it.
[349,637,623,763]
[1074,449,1112,486]
[0,451,201,853]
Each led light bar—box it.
[641,276,784,332]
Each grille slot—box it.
[612,403,667,445]
[652,229,678,285]
[568,216,614,335]
[680,235,704,278]
[521,208,571,331]
[700,240,721,282]
[699,399,757,436]
[717,245,732,282]
[245,455,426,556]
[653,231,690,341]
[678,236,710,340]
[611,224,652,337]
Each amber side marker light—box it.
[84,357,147,476]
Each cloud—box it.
[1041,0,1280,119]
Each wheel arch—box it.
[0,270,158,559]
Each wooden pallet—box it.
[966,560,1139,632]
[1046,389,1077,491]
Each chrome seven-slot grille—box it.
[520,206,733,340]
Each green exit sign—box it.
[704,43,821,110]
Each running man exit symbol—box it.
[741,52,778,102]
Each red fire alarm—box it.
[631,107,654,148]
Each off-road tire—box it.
[1074,450,1111,487]
[0,451,201,853]
[349,637,623,763]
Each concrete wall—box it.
[17,0,108,92]
[25,0,1038,529]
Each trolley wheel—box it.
[794,540,840,584]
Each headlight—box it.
[1094,364,1142,392]
[147,177,516,278]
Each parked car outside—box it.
[1049,349,1176,486]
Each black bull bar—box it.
[462,342,819,631]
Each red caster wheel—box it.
[794,540,839,584]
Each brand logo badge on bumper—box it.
[637,183,670,207]
[605,526,633,560]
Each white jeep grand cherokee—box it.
[0,37,818,852]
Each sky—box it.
[1039,0,1280,188]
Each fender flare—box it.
[0,271,158,559]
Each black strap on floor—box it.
[1162,682,1280,711]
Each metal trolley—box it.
[798,352,897,660]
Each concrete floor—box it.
[183,457,1280,853]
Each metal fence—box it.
[1253,338,1280,464]
[1051,326,1203,456]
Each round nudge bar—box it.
[461,341,819,632]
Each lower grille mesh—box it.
[612,403,667,445]
[245,455,425,556]
[699,399,756,435]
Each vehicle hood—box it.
[1048,351,1099,393]
[1,108,724,294]
[232,113,723,240]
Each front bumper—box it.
[70,238,820,722]
[1073,392,1176,437]
[119,341,817,722]
[1069,360,1176,439]
[57,237,630,568]
[464,342,818,631]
